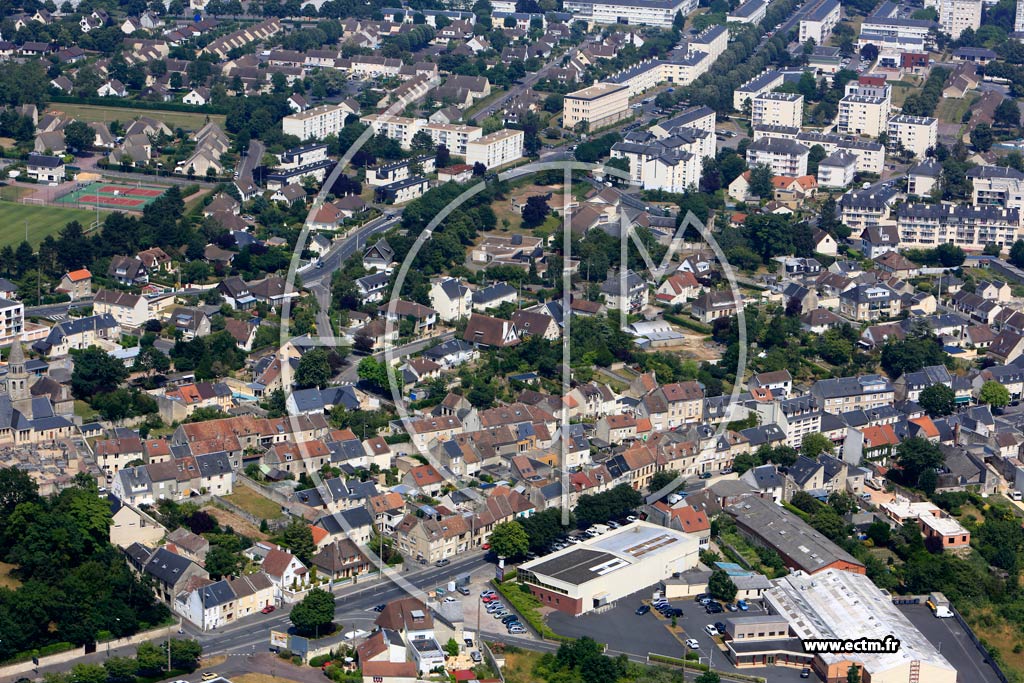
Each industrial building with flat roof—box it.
[517,520,700,615]
[726,497,865,575]
[760,569,957,683]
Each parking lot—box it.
[897,604,1003,683]
[546,589,817,682]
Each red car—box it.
[261,605,276,614]
[482,543,491,550]
[482,595,498,603]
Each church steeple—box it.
[6,335,29,402]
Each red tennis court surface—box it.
[79,194,146,207]
[99,185,164,197]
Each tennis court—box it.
[56,181,167,210]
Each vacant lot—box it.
[45,103,225,131]
[202,505,270,540]
[936,94,977,125]
[0,200,102,247]
[222,486,285,521]
[498,648,545,683]
[0,561,22,589]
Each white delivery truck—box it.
[927,592,954,618]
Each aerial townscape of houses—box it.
[7,0,1024,680]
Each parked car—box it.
[703,625,719,637]
[726,603,738,612]
[706,603,724,614]
[509,625,527,634]
[699,472,712,479]
[481,590,495,598]
[493,610,510,619]
[457,586,472,596]
[695,594,712,604]
[373,604,386,612]
[685,639,700,649]
[436,558,451,567]
[714,621,727,634]
[737,600,749,611]
[471,651,483,663]
[636,605,651,615]
[202,674,219,681]
[501,615,519,624]
[626,515,637,522]
[261,605,275,614]
[800,669,811,679]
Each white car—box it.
[685,639,700,650]
[704,624,719,637]
[626,515,637,522]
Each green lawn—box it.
[222,487,285,520]
[0,200,103,248]
[935,94,977,125]
[46,103,225,131]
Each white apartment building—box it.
[796,131,886,173]
[817,149,857,188]
[968,166,1024,211]
[799,0,841,44]
[1017,0,1024,31]
[746,137,810,177]
[838,94,891,137]
[927,0,982,37]
[752,92,804,128]
[0,298,24,346]
[728,0,767,23]
[734,70,785,111]
[610,137,702,193]
[689,25,728,61]
[563,82,631,130]
[282,103,352,141]
[887,115,937,158]
[897,203,1023,250]
[466,129,525,170]
[562,0,697,28]
[360,115,483,154]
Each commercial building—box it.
[562,0,698,28]
[746,137,810,177]
[752,92,804,129]
[466,128,525,170]
[897,203,1023,251]
[761,569,957,683]
[726,497,866,575]
[517,521,700,615]
[887,114,937,158]
[563,82,631,130]
[799,0,841,44]
[282,103,353,140]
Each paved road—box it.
[236,139,264,198]
[189,551,490,656]
[338,332,455,383]
[897,604,1002,683]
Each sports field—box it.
[57,181,167,210]
[0,200,102,247]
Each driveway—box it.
[897,605,1003,683]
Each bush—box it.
[490,579,570,642]
[309,654,332,667]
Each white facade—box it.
[928,0,982,37]
[360,115,484,155]
[752,92,804,128]
[0,298,24,346]
[799,0,841,44]
[283,103,352,141]
[564,82,631,130]
[465,129,524,169]
[898,203,1023,250]
[562,0,697,28]
[746,139,810,177]
[838,95,891,137]
[817,150,857,188]
[887,115,937,158]
[1017,0,1024,31]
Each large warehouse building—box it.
[726,569,957,683]
[516,521,700,615]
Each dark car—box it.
[374,604,386,612]
[636,605,651,615]
[501,615,519,624]
[800,669,811,679]
[670,608,684,618]
[699,472,712,479]
[695,593,712,603]
[714,621,727,634]
[706,603,724,614]
[418,557,427,565]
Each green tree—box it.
[800,433,834,458]
[488,521,529,558]
[167,639,202,670]
[896,437,945,488]
[278,517,315,565]
[71,346,129,399]
[444,637,459,657]
[70,664,106,683]
[695,670,721,683]
[1011,239,1024,268]
[880,335,948,378]
[64,120,95,153]
[204,545,244,579]
[847,664,861,683]
[290,588,335,636]
[521,195,551,229]
[103,657,138,683]
[708,569,737,603]
[358,356,391,393]
[866,521,891,546]
[970,123,994,152]
[919,384,955,417]
[648,470,680,494]
[979,380,1010,408]
[135,642,166,674]
[748,163,774,199]
[995,97,1021,129]
[295,348,333,389]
